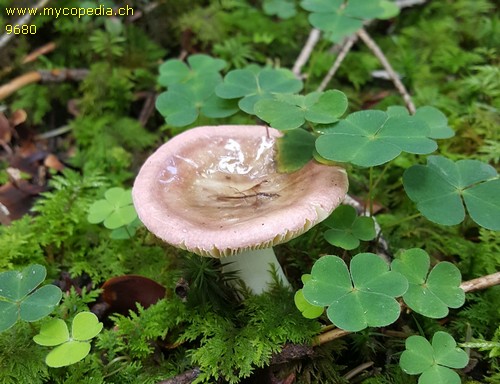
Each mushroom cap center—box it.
[158,133,297,226]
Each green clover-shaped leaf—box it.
[294,274,324,319]
[303,253,408,331]
[158,54,226,87]
[215,67,303,114]
[276,128,316,172]
[156,55,237,127]
[301,0,399,42]
[33,319,69,346]
[33,312,103,368]
[0,265,62,332]
[315,110,438,167]
[156,81,238,127]
[263,0,297,19]
[403,155,500,230]
[400,331,468,384]
[110,217,142,240]
[387,106,454,139]
[391,249,465,318]
[87,187,138,230]
[254,90,347,130]
[323,205,376,250]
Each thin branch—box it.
[460,272,500,293]
[357,28,416,114]
[292,28,321,77]
[317,35,357,92]
[343,361,375,380]
[22,42,56,64]
[0,69,89,101]
[0,0,50,51]
[0,72,41,100]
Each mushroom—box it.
[132,125,348,294]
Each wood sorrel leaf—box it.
[400,332,468,384]
[33,319,69,346]
[45,341,91,368]
[303,253,407,331]
[158,54,226,87]
[0,264,46,301]
[323,205,376,250]
[87,187,138,230]
[403,156,500,230]
[391,248,465,318]
[432,332,469,368]
[20,285,63,322]
[72,312,103,341]
[315,110,437,166]
[255,90,347,130]
[387,105,454,139]
[276,128,315,172]
[294,289,324,319]
[263,0,297,19]
[33,311,103,368]
[215,67,303,114]
[300,0,398,42]
[0,265,61,332]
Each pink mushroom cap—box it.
[132,125,348,257]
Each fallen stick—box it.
[357,28,416,114]
[0,69,89,101]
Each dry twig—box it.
[292,28,321,77]
[0,69,89,101]
[357,28,416,114]
[317,35,358,92]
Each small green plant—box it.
[315,109,438,167]
[254,90,348,130]
[294,275,324,319]
[391,248,465,318]
[403,156,500,230]
[0,265,62,332]
[322,205,376,250]
[156,54,237,126]
[87,187,139,238]
[215,66,303,114]
[300,0,399,42]
[400,331,469,384]
[302,253,408,332]
[33,311,103,367]
[262,0,297,19]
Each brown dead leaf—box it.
[0,181,44,222]
[0,112,12,144]
[101,275,166,315]
[9,109,27,126]
[44,153,65,171]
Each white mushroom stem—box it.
[220,248,290,294]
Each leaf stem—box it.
[368,167,374,216]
